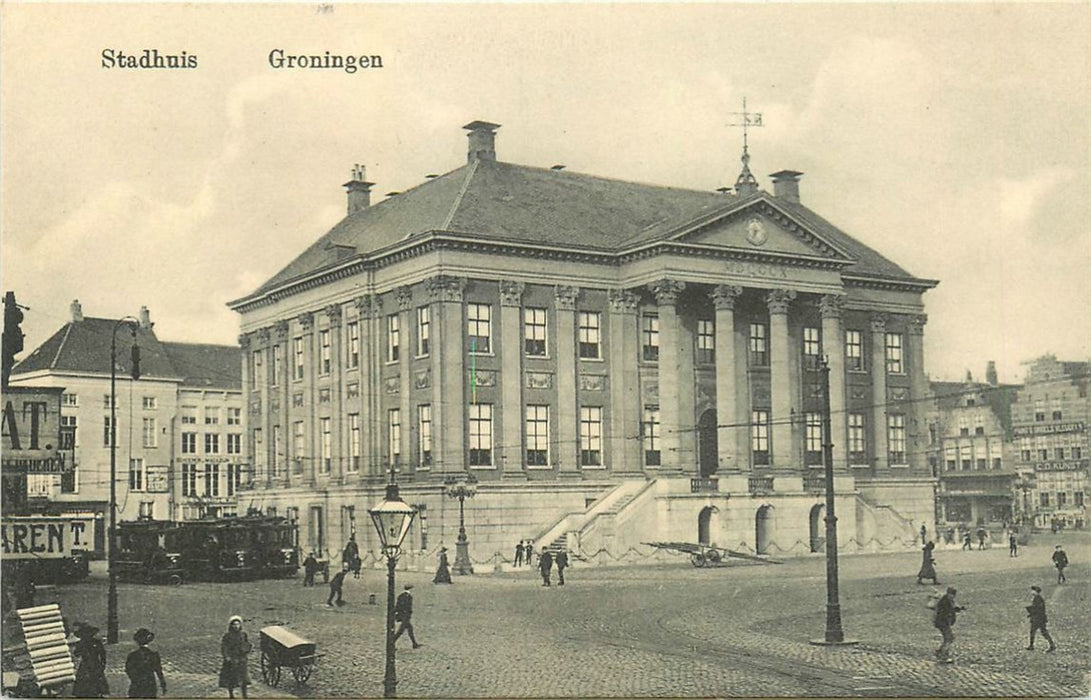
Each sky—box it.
[2,3,1089,384]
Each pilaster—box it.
[908,314,929,474]
[395,287,413,477]
[555,285,580,473]
[820,294,848,471]
[299,311,316,484]
[274,320,291,486]
[870,314,889,469]
[608,289,642,474]
[499,281,525,478]
[325,303,344,482]
[353,294,376,480]
[428,275,466,475]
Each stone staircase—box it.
[531,479,648,556]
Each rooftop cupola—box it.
[343,164,374,214]
[463,120,500,163]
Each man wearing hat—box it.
[932,587,965,663]
[1052,545,1068,584]
[125,628,167,697]
[1024,586,1057,652]
[393,584,422,648]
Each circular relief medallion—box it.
[746,216,767,246]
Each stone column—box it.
[238,332,253,489]
[649,280,685,472]
[908,314,929,474]
[325,304,344,482]
[274,320,291,486]
[870,314,889,469]
[766,289,796,469]
[395,287,413,477]
[554,285,580,473]
[500,281,525,478]
[820,294,848,471]
[608,289,641,475]
[298,311,316,483]
[712,285,743,472]
[428,276,466,476]
[255,328,273,487]
[353,295,376,480]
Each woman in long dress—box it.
[72,623,110,698]
[125,627,167,698]
[433,546,452,584]
[218,615,251,698]
[917,541,939,585]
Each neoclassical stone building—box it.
[228,121,938,565]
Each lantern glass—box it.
[368,484,418,555]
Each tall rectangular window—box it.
[272,345,282,385]
[227,433,241,455]
[387,314,400,362]
[467,303,492,354]
[142,417,157,448]
[468,404,493,466]
[696,319,715,364]
[525,308,548,357]
[578,311,602,359]
[848,413,866,462]
[320,418,332,474]
[227,464,240,497]
[60,415,77,450]
[252,349,263,383]
[104,416,113,447]
[642,406,661,466]
[293,337,305,380]
[803,327,821,367]
[319,329,331,374]
[845,330,864,371]
[204,462,220,497]
[805,412,823,464]
[205,407,220,425]
[416,306,431,357]
[388,409,402,463]
[205,433,220,454]
[751,410,770,465]
[293,421,305,467]
[348,413,361,472]
[749,323,768,367]
[525,405,550,466]
[888,414,907,464]
[1034,399,1045,422]
[182,463,198,497]
[272,425,282,476]
[347,321,360,369]
[128,458,144,492]
[885,332,904,374]
[580,407,603,467]
[182,432,197,454]
[1050,397,1062,421]
[418,405,432,467]
[103,394,114,409]
[227,407,241,426]
[641,314,659,361]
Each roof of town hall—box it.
[243,158,933,302]
[12,317,241,390]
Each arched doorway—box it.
[698,409,718,478]
[809,504,826,553]
[755,505,774,555]
[698,506,717,546]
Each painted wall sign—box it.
[1034,459,1089,472]
[2,388,69,475]
[1,517,95,559]
[1013,422,1085,437]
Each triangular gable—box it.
[666,196,854,262]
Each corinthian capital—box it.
[353,294,377,319]
[711,285,744,311]
[765,288,797,315]
[819,294,845,320]
[499,281,526,307]
[648,279,685,306]
[608,289,640,314]
[394,286,414,311]
[325,303,343,324]
[908,314,928,336]
[298,311,315,332]
[870,314,888,333]
[256,327,271,345]
[238,332,252,349]
[554,285,580,311]
[274,320,290,340]
[427,275,466,303]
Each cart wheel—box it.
[293,663,313,685]
[261,652,281,686]
[708,550,722,564]
[167,574,183,586]
[690,553,706,568]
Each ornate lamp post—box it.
[445,475,478,575]
[108,317,140,645]
[369,481,418,698]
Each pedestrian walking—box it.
[1052,545,1068,583]
[977,527,987,550]
[433,546,452,584]
[1024,585,1056,652]
[932,586,965,663]
[525,542,535,567]
[539,549,553,586]
[218,615,251,699]
[919,524,927,545]
[327,564,349,606]
[514,541,524,567]
[393,584,422,648]
[302,551,319,586]
[125,628,167,698]
[962,532,973,550]
[1009,532,1018,558]
[72,622,109,698]
[343,536,361,579]
[555,550,568,586]
[917,541,939,585]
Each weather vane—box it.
[728,97,763,192]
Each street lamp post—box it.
[369,482,418,698]
[445,475,478,575]
[108,317,140,645]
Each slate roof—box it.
[12,318,240,390]
[248,158,931,301]
[930,380,1021,437]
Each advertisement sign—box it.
[1,517,96,559]
[1035,459,1089,472]
[145,465,169,493]
[1013,422,1086,438]
[2,387,69,475]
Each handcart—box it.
[644,541,783,567]
[259,625,321,687]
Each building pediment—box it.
[664,197,854,263]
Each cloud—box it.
[994,168,1074,226]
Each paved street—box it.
[23,531,1090,698]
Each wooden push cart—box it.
[644,541,783,567]
[258,625,321,687]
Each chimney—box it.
[70,299,83,323]
[986,361,998,387]
[463,121,500,163]
[139,306,152,330]
[770,170,803,203]
[342,164,374,214]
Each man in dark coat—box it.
[1024,585,1056,652]
[933,586,965,662]
[1052,545,1068,583]
[302,552,319,587]
[555,550,569,586]
[525,542,535,568]
[343,536,361,579]
[1009,532,1018,557]
[393,584,422,648]
[539,550,553,586]
[327,564,348,606]
[514,541,524,567]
